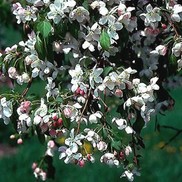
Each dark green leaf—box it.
[35,33,45,59]
[169,54,177,65]
[102,128,108,139]
[68,21,79,39]
[37,20,52,38]
[133,113,144,134]
[62,114,70,129]
[44,156,55,179]
[168,54,178,74]
[137,137,145,149]
[99,30,111,51]
[111,140,122,150]
[117,28,129,51]
[82,0,89,10]
[36,127,45,145]
[56,97,63,103]
[163,36,173,44]
[103,66,113,77]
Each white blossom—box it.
[69,6,89,23]
[0,97,13,125]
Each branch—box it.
[76,88,91,134]
[161,129,182,149]
[159,124,182,149]
[21,77,33,99]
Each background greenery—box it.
[0,87,182,182]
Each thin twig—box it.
[76,89,91,134]
[21,77,33,98]
[161,129,182,149]
[159,124,181,132]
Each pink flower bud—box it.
[32,162,38,170]
[57,118,63,126]
[47,140,55,148]
[20,101,31,113]
[17,138,23,145]
[115,89,123,97]
[161,23,167,29]
[8,67,18,79]
[34,167,41,174]
[52,113,58,121]
[49,129,57,137]
[119,151,125,160]
[78,160,85,167]
[63,108,72,118]
[79,90,85,96]
[75,87,81,94]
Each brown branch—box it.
[76,88,91,134]
[159,124,180,132]
[128,119,138,166]
[161,129,182,149]
[21,77,33,98]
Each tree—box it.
[0,0,182,181]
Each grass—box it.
[0,87,182,182]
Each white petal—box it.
[3,107,12,118]
[70,143,78,153]
[89,114,98,123]
[34,115,42,125]
[99,7,108,16]
[125,126,134,134]
[73,103,82,109]
[171,14,181,22]
[82,41,90,49]
[59,152,66,159]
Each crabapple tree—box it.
[0,0,182,181]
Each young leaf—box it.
[103,66,113,77]
[111,140,122,150]
[82,0,89,10]
[37,20,52,38]
[35,33,45,60]
[99,30,111,51]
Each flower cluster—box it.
[1,0,182,181]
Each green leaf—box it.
[99,30,111,51]
[36,126,45,145]
[103,66,113,77]
[102,128,108,139]
[56,97,63,103]
[170,54,177,65]
[35,33,45,59]
[82,0,89,10]
[68,21,79,39]
[37,20,52,38]
[118,28,129,51]
[163,35,173,44]
[44,156,55,179]
[133,115,145,134]
[61,114,70,129]
[111,140,122,150]
[168,54,178,74]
